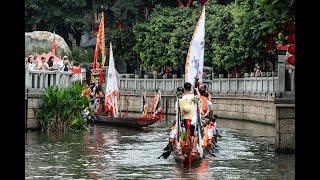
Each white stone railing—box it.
[209,76,279,93]
[25,70,73,90]
[118,75,279,94]
[119,78,184,92]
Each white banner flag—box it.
[185,6,205,87]
[105,42,119,117]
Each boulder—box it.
[25,31,70,56]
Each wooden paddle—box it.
[158,142,172,159]
[204,147,216,157]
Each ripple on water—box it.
[25,119,294,179]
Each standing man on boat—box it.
[179,82,198,154]
[174,87,184,123]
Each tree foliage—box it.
[25,0,92,45]
[133,5,200,70]
[133,0,294,73]
[25,0,294,73]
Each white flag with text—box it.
[105,42,119,117]
[185,6,205,87]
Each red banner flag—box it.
[93,12,106,70]
[52,32,57,55]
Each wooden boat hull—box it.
[172,148,202,166]
[94,114,161,128]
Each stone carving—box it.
[25,31,70,55]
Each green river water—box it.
[25,116,295,179]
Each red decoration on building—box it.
[287,33,295,44]
[277,44,289,51]
[287,55,295,65]
[288,44,295,55]
[265,36,275,50]
[289,23,295,34]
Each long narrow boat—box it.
[88,14,162,128]
[172,147,202,165]
[170,5,206,165]
[94,114,161,128]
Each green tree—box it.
[25,0,93,45]
[133,5,200,70]
[133,0,294,74]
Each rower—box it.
[207,120,215,147]
[198,86,209,120]
[202,120,210,148]
[204,92,214,120]
[174,86,184,126]
[169,121,177,148]
[212,115,222,143]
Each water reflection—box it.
[25,117,294,179]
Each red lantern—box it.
[288,44,295,55]
[287,33,295,44]
[287,55,295,65]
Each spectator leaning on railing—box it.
[26,55,36,70]
[61,56,72,72]
[254,63,261,77]
[37,56,49,70]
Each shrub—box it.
[36,84,90,133]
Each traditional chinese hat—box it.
[179,99,196,120]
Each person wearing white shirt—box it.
[179,82,198,153]
[207,120,214,147]
[37,56,49,70]
[205,92,214,119]
[168,121,177,150]
[174,87,184,125]
[26,56,36,70]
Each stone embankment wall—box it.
[25,93,41,130]
[25,91,277,130]
[118,91,277,125]
[212,95,276,125]
[275,100,295,153]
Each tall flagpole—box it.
[93,12,105,70]
[52,31,57,55]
